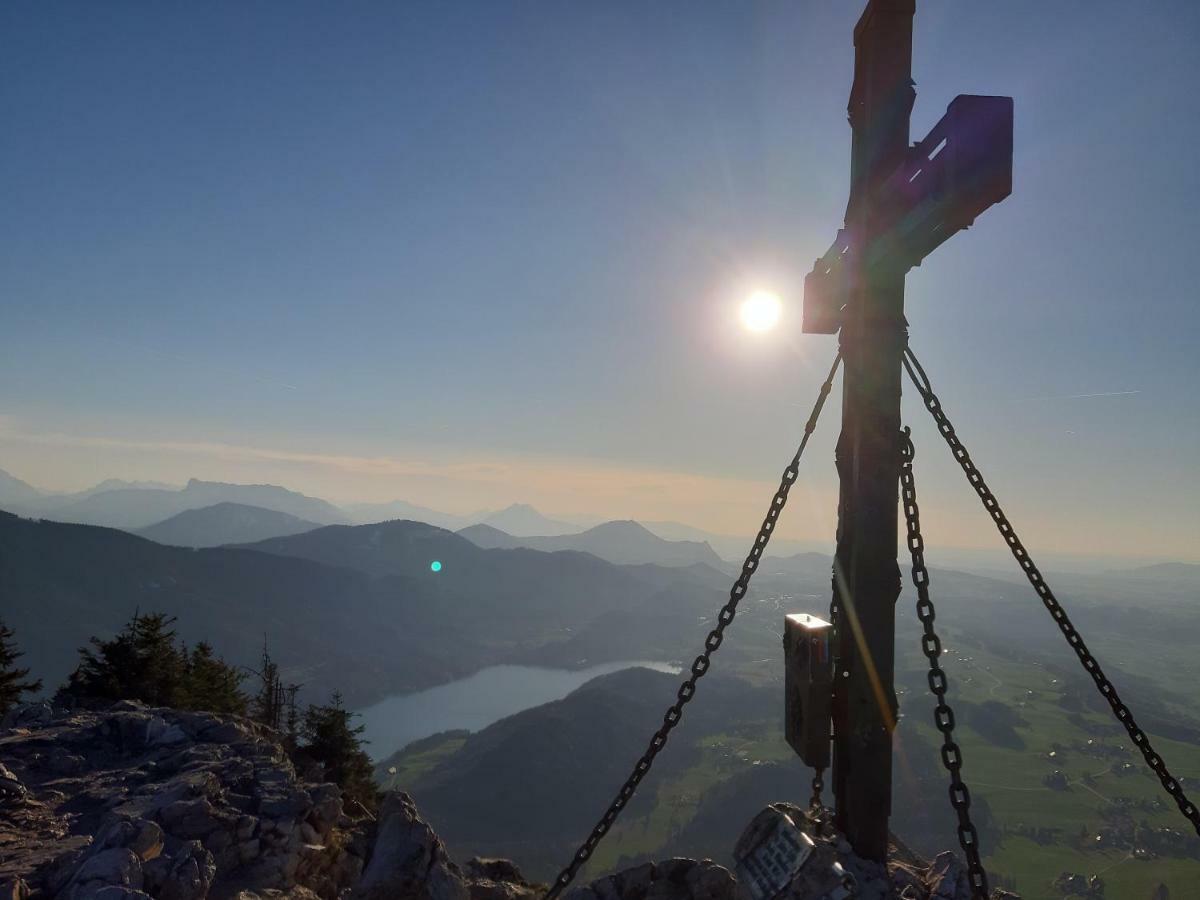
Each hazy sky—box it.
[2,2,1198,561]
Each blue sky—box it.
[1,1,1197,560]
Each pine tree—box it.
[284,683,301,750]
[0,620,42,715]
[62,614,150,703]
[129,613,183,706]
[251,642,283,730]
[299,691,377,812]
[182,641,248,715]
[59,611,245,714]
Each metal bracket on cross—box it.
[803,95,1013,334]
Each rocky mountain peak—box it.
[1,702,1017,900]
[0,700,369,900]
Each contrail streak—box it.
[1021,390,1141,402]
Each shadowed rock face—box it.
[0,701,370,900]
[0,701,1017,900]
[352,792,541,900]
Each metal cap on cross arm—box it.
[803,95,1012,335]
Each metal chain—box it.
[899,429,989,898]
[810,767,826,814]
[544,352,843,900]
[903,346,1200,838]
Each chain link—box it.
[543,353,843,900]
[810,767,826,814]
[899,429,989,898]
[903,346,1200,839]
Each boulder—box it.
[926,852,967,900]
[0,761,27,802]
[465,861,530,888]
[158,799,224,840]
[1,701,53,731]
[154,843,216,900]
[129,822,166,863]
[64,847,145,899]
[146,718,188,747]
[354,792,469,900]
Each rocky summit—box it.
[0,701,1016,900]
[0,700,370,900]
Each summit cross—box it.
[800,0,1012,862]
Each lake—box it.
[357,660,680,760]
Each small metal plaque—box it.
[733,807,814,900]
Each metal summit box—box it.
[783,613,833,769]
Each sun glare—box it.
[740,291,782,333]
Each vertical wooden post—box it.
[830,0,914,862]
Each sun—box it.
[740,291,782,333]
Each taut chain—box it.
[904,346,1200,839]
[544,352,843,900]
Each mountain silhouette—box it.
[14,478,349,530]
[458,519,723,568]
[343,499,470,530]
[137,502,323,548]
[399,667,774,878]
[478,503,578,537]
[0,511,712,707]
[0,467,43,508]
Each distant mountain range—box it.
[3,466,737,569]
[1117,562,1200,584]
[136,502,323,548]
[342,499,472,531]
[0,510,726,707]
[0,468,44,507]
[0,469,347,530]
[4,466,1195,576]
[340,501,579,537]
[0,468,588,541]
[476,503,578,537]
[458,519,723,568]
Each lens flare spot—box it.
[740,291,782,333]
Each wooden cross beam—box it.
[797,0,1012,861]
[804,94,1012,333]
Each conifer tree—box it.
[0,619,42,715]
[284,683,301,750]
[251,642,284,730]
[60,611,245,714]
[130,613,184,706]
[299,691,377,811]
[182,641,248,716]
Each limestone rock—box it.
[354,792,469,900]
[155,843,216,900]
[0,703,369,900]
[65,847,145,899]
[465,860,530,888]
[1,701,53,732]
[0,761,27,802]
